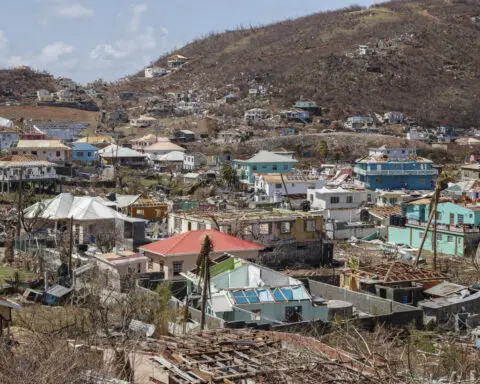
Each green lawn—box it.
[0,267,36,284]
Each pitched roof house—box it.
[139,230,264,280]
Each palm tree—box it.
[197,235,214,330]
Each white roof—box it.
[98,144,146,158]
[143,141,186,153]
[24,193,128,221]
[155,151,185,162]
[114,195,141,208]
[238,151,297,164]
[0,117,14,128]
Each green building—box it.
[388,198,480,257]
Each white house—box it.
[254,173,323,201]
[244,108,268,121]
[0,155,57,193]
[143,140,186,156]
[406,128,429,142]
[37,89,54,102]
[130,115,158,128]
[32,121,88,141]
[183,152,207,170]
[307,186,374,222]
[145,66,167,78]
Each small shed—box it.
[0,297,21,338]
[43,285,73,306]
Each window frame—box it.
[172,261,183,276]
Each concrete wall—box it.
[308,280,423,327]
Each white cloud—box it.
[47,1,94,19]
[90,44,128,60]
[38,42,74,63]
[129,3,148,33]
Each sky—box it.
[0,0,381,84]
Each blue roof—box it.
[72,143,98,151]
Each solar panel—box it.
[244,290,260,303]
[231,290,248,304]
[280,288,294,301]
[272,288,287,302]
[257,288,274,302]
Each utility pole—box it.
[200,254,208,330]
[68,216,74,278]
[16,166,24,244]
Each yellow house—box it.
[167,209,324,245]
[74,136,116,149]
[114,194,168,221]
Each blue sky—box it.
[0,0,380,83]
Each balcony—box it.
[354,167,438,176]
[405,218,480,233]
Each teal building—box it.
[388,199,480,256]
[232,151,297,186]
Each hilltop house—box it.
[294,101,321,116]
[131,115,158,128]
[244,108,268,122]
[151,151,185,173]
[0,155,58,193]
[129,134,163,150]
[139,230,264,279]
[144,66,167,78]
[74,135,115,149]
[167,54,188,68]
[71,142,98,165]
[345,116,374,130]
[32,121,88,142]
[0,127,19,150]
[13,140,72,162]
[388,198,480,256]
[167,209,324,246]
[181,254,328,324]
[97,144,147,167]
[354,147,437,190]
[280,109,310,123]
[37,89,54,102]
[56,90,74,102]
[173,129,195,142]
[233,151,297,187]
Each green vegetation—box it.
[0,267,36,284]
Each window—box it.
[346,196,353,204]
[305,220,316,232]
[198,222,207,230]
[447,235,454,243]
[252,165,257,171]
[148,259,153,270]
[437,234,443,241]
[31,151,37,156]
[457,214,464,225]
[272,165,277,171]
[418,231,424,239]
[330,196,340,204]
[174,217,182,232]
[159,262,164,271]
[172,262,183,276]
[275,183,282,189]
[280,222,291,234]
[87,152,92,157]
[259,223,271,235]
[56,151,61,157]
[283,165,289,170]
[77,151,84,157]
[136,209,145,216]
[243,224,252,235]
[285,306,303,322]
[137,263,141,273]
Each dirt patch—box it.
[0,106,99,127]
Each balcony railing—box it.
[354,167,438,176]
[405,218,480,233]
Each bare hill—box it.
[125,0,480,127]
[0,68,58,103]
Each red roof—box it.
[140,230,264,256]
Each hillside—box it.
[0,68,58,103]
[124,0,480,127]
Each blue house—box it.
[72,142,99,165]
[388,199,480,257]
[232,151,297,186]
[354,147,437,190]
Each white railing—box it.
[355,167,437,176]
[405,218,480,233]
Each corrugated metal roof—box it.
[424,281,467,297]
[45,285,73,298]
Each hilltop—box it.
[0,67,58,103]
[121,0,480,127]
